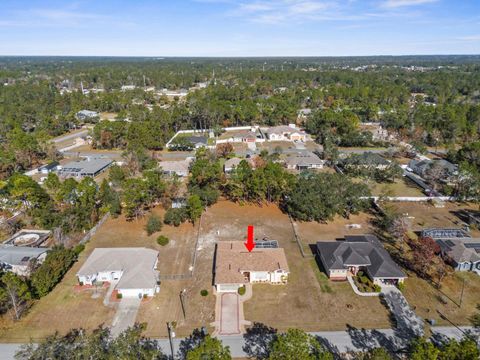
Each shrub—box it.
[238,286,246,295]
[73,243,85,256]
[398,282,405,292]
[156,235,169,246]
[146,214,162,235]
[78,281,84,286]
[143,294,148,299]
[164,208,189,226]
[200,289,208,297]
[116,293,123,299]
[373,284,382,293]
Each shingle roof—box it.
[0,246,49,266]
[285,151,323,167]
[316,235,406,279]
[214,241,289,285]
[437,239,480,264]
[224,158,243,169]
[266,125,305,135]
[77,248,159,289]
[59,158,113,175]
[159,158,192,173]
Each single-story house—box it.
[342,152,390,170]
[77,248,160,298]
[0,246,49,276]
[57,158,113,178]
[284,151,324,170]
[316,235,406,285]
[76,110,99,122]
[408,159,458,180]
[265,125,307,142]
[159,157,193,177]
[436,238,480,273]
[224,158,243,173]
[39,161,60,174]
[186,136,208,149]
[214,241,289,293]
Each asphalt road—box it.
[51,129,89,143]
[1,327,473,359]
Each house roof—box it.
[214,241,289,285]
[77,248,159,289]
[76,110,98,117]
[285,151,323,167]
[0,246,49,266]
[186,136,207,145]
[409,159,457,174]
[159,158,193,174]
[266,125,305,136]
[59,158,113,175]
[345,152,390,166]
[316,235,406,279]
[437,239,480,264]
[224,157,243,169]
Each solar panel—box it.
[255,240,278,249]
[464,243,480,249]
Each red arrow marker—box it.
[244,225,256,252]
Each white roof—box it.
[77,248,159,289]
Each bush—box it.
[116,293,123,299]
[238,286,246,296]
[164,208,189,227]
[373,284,382,293]
[156,235,169,246]
[146,214,162,235]
[73,243,85,256]
[200,289,208,297]
[397,282,405,292]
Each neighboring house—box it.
[421,228,480,273]
[342,152,390,170]
[0,246,49,276]
[224,158,243,173]
[214,241,289,293]
[284,151,324,170]
[265,125,307,142]
[316,235,406,285]
[436,238,480,273]
[408,159,458,181]
[39,161,60,174]
[121,85,136,91]
[76,110,99,122]
[77,248,160,298]
[159,157,193,177]
[297,108,312,122]
[3,229,51,247]
[186,136,208,149]
[57,158,113,178]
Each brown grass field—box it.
[2,200,480,342]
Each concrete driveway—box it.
[220,293,240,335]
[110,297,142,337]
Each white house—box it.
[214,241,289,293]
[77,248,160,298]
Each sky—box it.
[0,0,479,56]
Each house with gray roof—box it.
[159,157,193,177]
[408,159,458,181]
[57,158,113,179]
[0,246,49,276]
[284,151,324,170]
[316,235,406,285]
[76,110,99,122]
[77,248,160,298]
[186,136,208,149]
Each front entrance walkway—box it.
[110,297,142,337]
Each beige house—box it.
[265,125,307,142]
[214,241,289,292]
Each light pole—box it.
[166,322,175,359]
[180,288,187,320]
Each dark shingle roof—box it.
[316,235,406,279]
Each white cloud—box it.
[457,35,480,42]
[382,0,438,8]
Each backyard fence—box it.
[79,212,110,245]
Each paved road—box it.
[0,327,475,359]
[110,297,142,337]
[51,129,89,143]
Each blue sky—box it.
[0,0,479,56]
